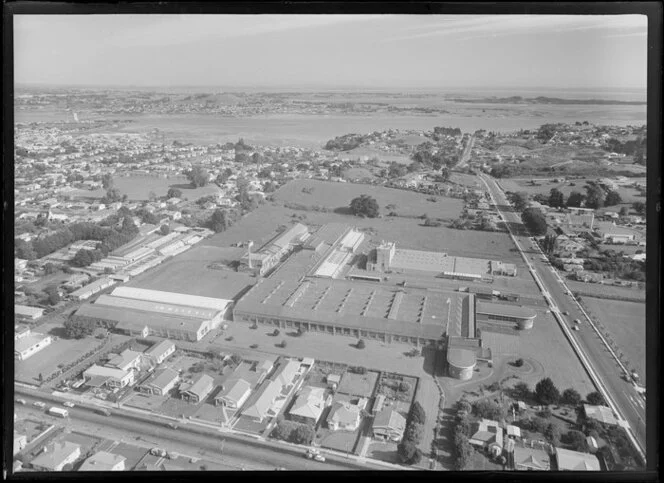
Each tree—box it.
[566,430,587,451]
[167,187,183,199]
[291,424,315,445]
[584,184,605,209]
[473,400,505,420]
[397,440,422,465]
[409,401,426,425]
[209,209,229,233]
[561,388,582,406]
[544,423,561,445]
[405,422,424,444]
[278,340,287,348]
[15,239,37,260]
[349,195,379,218]
[566,191,585,208]
[104,187,122,203]
[387,161,407,179]
[43,262,58,275]
[101,173,114,190]
[548,188,565,208]
[46,288,61,306]
[511,192,529,211]
[535,377,560,405]
[604,190,622,207]
[632,201,646,215]
[440,167,451,182]
[521,208,548,236]
[514,358,524,367]
[356,339,366,349]
[586,391,606,406]
[272,419,293,441]
[619,206,629,217]
[160,224,171,235]
[187,165,209,188]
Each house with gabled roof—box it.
[372,407,407,442]
[512,445,551,471]
[215,378,252,409]
[106,349,143,372]
[242,379,282,422]
[180,373,214,403]
[583,404,619,426]
[30,441,81,472]
[288,386,327,425]
[139,367,180,396]
[144,339,176,365]
[327,401,362,432]
[555,447,601,471]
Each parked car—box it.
[166,422,179,429]
[63,402,75,408]
[562,311,569,316]
[33,401,46,409]
[574,319,581,324]
[150,448,168,457]
[16,398,27,405]
[573,326,580,331]
[314,455,326,463]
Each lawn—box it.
[316,426,361,454]
[566,280,645,302]
[272,179,464,219]
[376,372,417,404]
[71,175,222,202]
[337,370,379,398]
[124,244,254,300]
[14,419,53,444]
[581,297,646,378]
[366,440,400,464]
[516,310,596,395]
[124,393,169,412]
[233,415,270,434]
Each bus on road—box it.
[48,407,69,418]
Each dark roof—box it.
[476,301,536,320]
[75,303,207,333]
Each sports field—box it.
[581,297,646,378]
[272,179,464,219]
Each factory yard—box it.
[581,297,646,379]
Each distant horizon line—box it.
[15,82,647,92]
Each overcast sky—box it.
[14,14,648,89]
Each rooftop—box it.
[476,300,537,320]
[15,333,50,353]
[78,451,126,471]
[111,286,232,311]
[447,347,477,368]
[94,294,220,320]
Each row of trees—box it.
[512,377,606,407]
[397,401,426,465]
[452,400,474,470]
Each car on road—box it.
[305,448,321,459]
[16,398,27,405]
[313,454,326,463]
[33,401,46,409]
[574,319,581,324]
[63,401,75,408]
[150,448,168,458]
[166,422,179,429]
[562,311,569,316]
[573,326,580,331]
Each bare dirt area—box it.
[580,297,646,379]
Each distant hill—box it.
[176,93,244,105]
[449,96,646,106]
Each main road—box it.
[478,173,646,463]
[13,389,391,471]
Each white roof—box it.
[15,305,44,317]
[555,447,601,471]
[111,287,232,311]
[84,364,130,380]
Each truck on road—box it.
[48,407,69,418]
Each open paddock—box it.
[316,425,361,454]
[272,179,464,219]
[337,370,379,398]
[566,280,645,301]
[71,175,222,202]
[581,297,646,378]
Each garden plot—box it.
[336,370,379,398]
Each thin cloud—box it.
[381,14,647,43]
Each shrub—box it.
[512,382,531,400]
[514,358,524,367]
[398,381,411,393]
[409,402,426,425]
[356,339,366,349]
[397,440,422,465]
[278,340,287,348]
[565,430,587,451]
[405,422,424,445]
[473,399,505,421]
[272,329,280,337]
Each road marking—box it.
[623,391,646,426]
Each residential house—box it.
[512,445,551,471]
[326,374,341,389]
[326,401,362,432]
[144,339,176,365]
[506,425,522,440]
[30,442,81,471]
[180,374,214,403]
[78,451,126,471]
[106,349,143,372]
[83,364,135,389]
[139,367,180,396]
[372,407,407,442]
[583,405,619,426]
[271,359,300,388]
[555,447,601,471]
[215,378,252,409]
[469,419,504,454]
[15,304,45,321]
[288,386,327,425]
[242,379,282,422]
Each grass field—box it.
[516,309,596,395]
[566,280,645,301]
[125,244,254,300]
[72,175,222,202]
[272,179,464,219]
[581,297,646,378]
